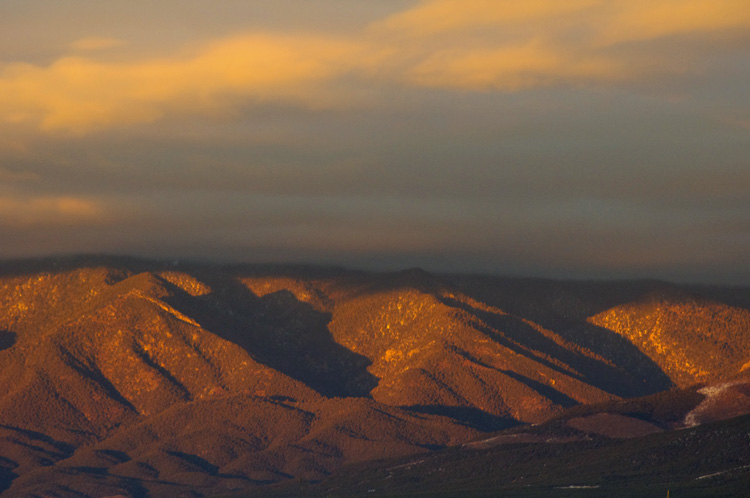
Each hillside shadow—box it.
[166,450,220,475]
[500,369,579,408]
[405,405,518,432]
[453,348,579,408]
[0,425,76,459]
[449,276,665,326]
[0,470,16,495]
[0,456,18,494]
[440,296,673,398]
[556,322,674,395]
[96,449,131,463]
[163,273,378,398]
[165,450,247,479]
[57,348,140,413]
[0,331,15,352]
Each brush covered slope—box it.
[261,380,750,498]
[0,257,748,497]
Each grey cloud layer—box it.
[0,1,748,284]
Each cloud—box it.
[1,0,747,134]
[716,113,750,132]
[378,0,750,41]
[69,37,127,52]
[0,167,38,182]
[0,195,108,227]
[374,0,600,36]
[0,34,364,134]
[405,42,629,91]
[376,0,750,90]
[597,0,750,45]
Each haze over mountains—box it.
[0,256,748,497]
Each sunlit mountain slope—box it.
[0,257,747,498]
[588,289,750,386]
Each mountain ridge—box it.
[0,256,748,497]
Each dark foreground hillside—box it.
[0,256,748,497]
[255,414,750,498]
[252,383,750,498]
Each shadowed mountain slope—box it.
[0,257,747,497]
[255,377,750,498]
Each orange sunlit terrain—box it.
[2,2,749,496]
[0,257,748,497]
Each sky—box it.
[1,0,749,284]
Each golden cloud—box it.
[0,195,108,227]
[377,0,750,90]
[0,34,364,134]
[406,43,630,91]
[379,0,750,41]
[1,0,747,134]
[374,0,600,36]
[597,0,750,45]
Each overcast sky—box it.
[1,0,749,284]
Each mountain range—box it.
[0,256,748,497]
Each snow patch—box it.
[683,380,749,428]
[555,485,600,489]
[696,464,750,480]
[385,459,425,471]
